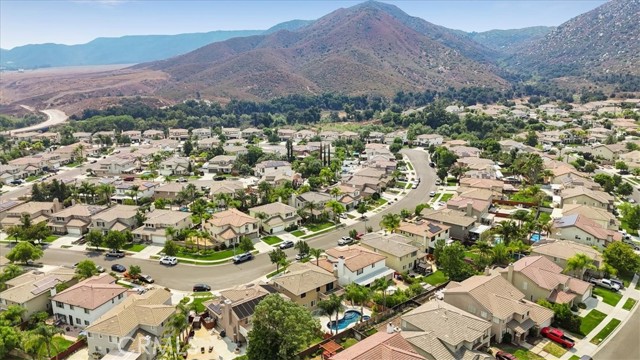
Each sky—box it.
[0,0,607,49]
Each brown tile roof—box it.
[249,202,297,216]
[51,274,127,310]
[52,204,106,218]
[271,263,336,295]
[360,233,419,258]
[398,221,450,238]
[208,208,258,227]
[531,240,603,264]
[325,245,386,272]
[330,331,425,360]
[508,256,592,296]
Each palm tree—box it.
[128,185,140,204]
[79,181,93,204]
[372,277,394,310]
[345,284,370,322]
[258,181,273,204]
[309,248,323,266]
[329,187,342,200]
[318,294,344,335]
[165,311,189,344]
[564,253,597,280]
[165,227,177,241]
[215,192,232,209]
[21,330,45,360]
[491,243,510,265]
[294,240,310,255]
[31,323,63,357]
[96,183,115,206]
[254,211,268,234]
[511,210,529,229]
[304,201,321,222]
[495,220,519,246]
[380,213,401,234]
[508,240,530,258]
[541,221,555,237]
[325,199,346,223]
[471,241,493,269]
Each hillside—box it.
[143,1,509,100]
[507,0,640,78]
[466,26,554,55]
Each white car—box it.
[338,236,354,246]
[429,191,436,197]
[159,256,178,266]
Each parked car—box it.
[159,256,178,266]
[541,327,575,349]
[177,177,188,183]
[233,252,254,264]
[96,265,106,273]
[608,278,625,290]
[429,191,436,197]
[354,233,364,240]
[105,251,125,258]
[429,162,435,168]
[295,253,308,261]
[338,236,353,246]
[193,283,211,292]
[111,264,126,273]
[338,213,347,219]
[139,274,154,284]
[279,240,294,250]
[589,278,621,292]
[495,351,517,360]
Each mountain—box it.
[142,1,509,100]
[264,19,315,34]
[466,27,554,55]
[0,30,263,69]
[507,0,640,78]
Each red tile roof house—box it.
[330,331,426,360]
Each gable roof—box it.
[249,202,297,216]
[51,274,127,310]
[325,245,386,272]
[208,208,258,227]
[330,331,425,360]
[398,220,450,238]
[531,240,603,264]
[360,233,419,258]
[1,268,75,304]
[554,214,622,241]
[91,205,139,222]
[507,256,592,296]
[271,263,336,296]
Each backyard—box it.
[580,309,607,336]
[421,270,449,286]
[40,336,74,357]
[592,287,622,306]
[185,292,215,312]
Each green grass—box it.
[623,298,637,311]
[396,182,407,189]
[439,193,454,202]
[42,235,60,243]
[368,198,388,209]
[593,287,623,306]
[262,236,283,245]
[422,270,448,286]
[39,336,74,357]
[26,175,43,182]
[464,251,481,261]
[542,342,567,358]
[406,162,413,170]
[430,193,442,202]
[342,338,358,349]
[267,268,286,278]
[190,292,215,312]
[496,344,545,360]
[122,243,147,252]
[580,309,607,336]
[590,318,621,345]
[301,227,336,239]
[306,221,335,232]
[569,356,580,360]
[177,248,237,261]
[291,230,305,237]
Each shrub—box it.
[220,243,228,250]
[578,302,587,309]
[502,333,512,344]
[284,224,299,232]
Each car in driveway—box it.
[429,191,436,197]
[233,252,254,264]
[193,283,211,292]
[159,256,178,266]
[105,251,125,258]
[279,240,294,250]
[138,274,154,284]
[338,236,353,246]
[495,351,517,360]
[111,264,126,273]
[589,278,621,291]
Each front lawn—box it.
[623,298,637,311]
[262,236,283,245]
[122,243,147,252]
[291,230,305,237]
[496,344,545,360]
[439,193,454,202]
[580,309,607,336]
[177,248,237,261]
[406,162,413,170]
[42,235,60,243]
[593,287,622,306]
[306,221,335,232]
[396,182,407,189]
[422,270,448,286]
[542,342,567,358]
[590,318,621,345]
[267,268,286,278]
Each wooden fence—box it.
[51,338,86,360]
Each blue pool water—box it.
[327,310,371,331]
[530,233,541,242]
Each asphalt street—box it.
[1,148,436,291]
[592,303,640,360]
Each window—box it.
[326,283,334,292]
[88,333,92,338]
[523,282,528,290]
[109,336,113,342]
[371,263,375,268]
[467,304,476,314]
[311,300,316,307]
[118,294,123,300]
[357,269,364,275]
[316,287,320,292]
[84,320,89,325]
[480,311,487,319]
[56,301,64,308]
[84,309,90,314]
[69,305,74,310]
[77,317,81,324]
[301,293,306,298]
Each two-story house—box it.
[142,129,164,140]
[168,128,189,141]
[192,128,212,139]
[132,209,192,243]
[48,204,107,235]
[159,157,190,176]
[420,208,477,241]
[241,127,263,140]
[397,220,451,253]
[90,204,140,234]
[204,208,259,246]
[271,262,338,309]
[562,204,619,230]
[331,331,426,360]
[73,132,92,142]
[553,214,622,249]
[277,128,296,140]
[254,160,291,177]
[85,288,174,360]
[121,130,142,143]
[248,202,300,234]
[222,127,242,139]
[499,256,593,306]
[316,245,394,286]
[415,134,444,147]
[51,274,128,328]
[207,155,236,174]
[290,191,332,215]
[531,240,604,271]
[95,156,138,176]
[112,180,159,204]
[444,274,554,344]
[0,199,63,229]
[359,233,421,272]
[561,186,614,210]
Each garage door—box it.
[151,235,166,244]
[67,227,83,235]
[270,225,285,234]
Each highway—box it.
[1,148,436,291]
[3,109,69,135]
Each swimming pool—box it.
[530,233,542,242]
[327,310,371,331]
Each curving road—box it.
[2,148,436,291]
[592,303,640,360]
[4,108,68,135]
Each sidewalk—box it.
[559,274,640,359]
[129,244,163,259]
[47,234,85,251]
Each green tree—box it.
[0,264,23,291]
[372,277,394,310]
[593,173,615,193]
[0,305,26,326]
[617,182,634,196]
[247,294,321,360]
[357,202,367,217]
[30,323,64,357]
[309,248,323,266]
[344,284,370,322]
[269,248,287,273]
[380,213,401,234]
[491,242,510,265]
[128,265,142,279]
[618,203,640,230]
[525,131,538,147]
[438,242,476,282]
[104,231,126,252]
[325,199,346,223]
[564,253,597,280]
[294,240,310,255]
[317,293,344,336]
[163,240,180,257]
[603,242,640,276]
[615,161,628,171]
[85,229,104,251]
[512,153,544,185]
[6,242,43,264]
[0,325,20,359]
[238,237,254,253]
[75,260,98,279]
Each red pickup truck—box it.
[541,327,575,349]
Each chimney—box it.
[466,201,473,217]
[52,198,61,211]
[507,263,514,283]
[386,322,395,334]
[337,256,345,280]
[484,266,491,276]
[71,199,76,206]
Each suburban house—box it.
[51,274,128,328]
[204,284,278,344]
[446,196,491,223]
[420,208,478,241]
[531,240,604,270]
[295,129,316,140]
[241,127,263,139]
[204,208,259,246]
[553,214,622,249]
[400,300,493,360]
[254,160,291,177]
[500,257,592,306]
[444,274,554,344]
[192,128,212,139]
[619,150,640,168]
[397,220,451,253]
[277,128,296,140]
[589,143,628,161]
[270,262,338,309]
[73,132,92,142]
[0,164,27,184]
[152,182,187,201]
[159,157,190,176]
[121,130,142,143]
[48,204,107,235]
[196,137,222,149]
[208,180,245,199]
[142,129,164,139]
[112,180,159,204]
[90,204,140,234]
[85,288,174,360]
[561,186,614,210]
[290,191,332,214]
[0,267,77,320]
[248,202,300,234]
[330,331,426,360]
[0,199,63,228]
[207,155,236,174]
[327,184,361,211]
[415,133,444,147]
[561,204,619,230]
[316,245,394,286]
[222,127,242,139]
[168,128,189,141]
[132,209,193,243]
[359,233,421,272]
[95,156,138,176]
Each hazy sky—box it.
[0,0,607,49]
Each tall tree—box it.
[603,242,640,276]
[75,260,98,279]
[438,242,475,282]
[345,284,370,322]
[564,253,597,280]
[309,248,323,266]
[380,213,401,234]
[6,242,43,264]
[85,229,104,251]
[372,277,394,310]
[317,294,344,336]
[269,248,287,273]
[30,323,64,357]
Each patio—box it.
[186,327,246,360]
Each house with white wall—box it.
[316,245,394,286]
